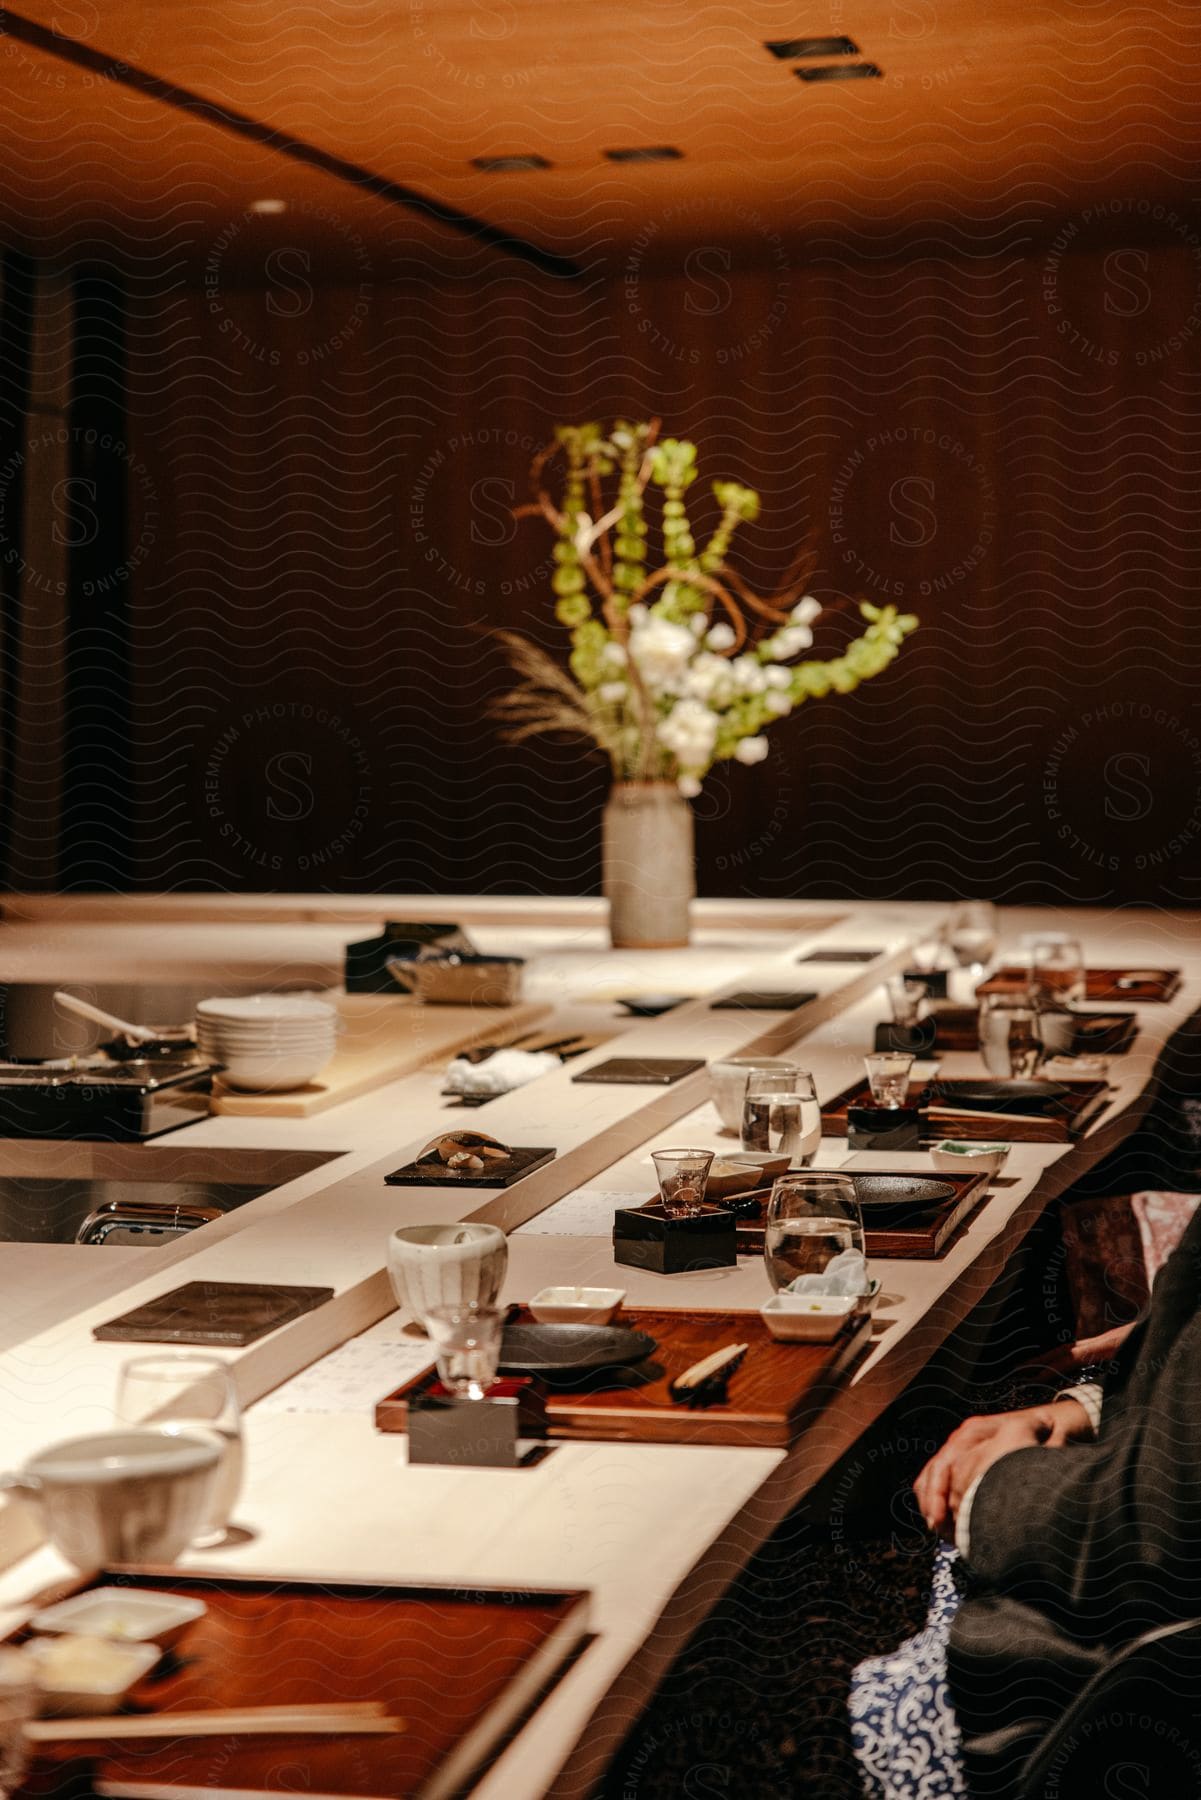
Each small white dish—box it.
[930,1139,1010,1177]
[529,1286,626,1326]
[760,1293,858,1342]
[29,1587,207,1649]
[25,1634,161,1715]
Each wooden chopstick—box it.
[28,1702,405,1742]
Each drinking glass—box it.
[0,1650,32,1799]
[651,1147,714,1218]
[742,1073,822,1164]
[864,1051,914,1108]
[1026,934,1086,1007]
[978,997,1044,1078]
[425,1303,503,1400]
[883,974,924,1028]
[946,902,997,973]
[763,1174,864,1292]
[116,1354,243,1548]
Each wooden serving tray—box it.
[12,1569,589,1800]
[731,1172,989,1261]
[375,1307,870,1450]
[209,993,549,1118]
[927,1005,1138,1057]
[976,966,1181,1004]
[822,1078,1110,1143]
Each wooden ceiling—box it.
[1,0,1199,280]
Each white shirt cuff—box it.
[955,1473,985,1560]
[1064,1381,1104,1437]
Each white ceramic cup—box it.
[0,1428,221,1570]
[386,1223,508,1330]
[708,1058,801,1133]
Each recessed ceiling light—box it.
[604,146,683,164]
[795,62,882,81]
[765,36,860,58]
[248,198,287,214]
[472,153,551,172]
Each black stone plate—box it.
[851,1175,959,1207]
[499,1323,657,1374]
[928,1080,1071,1115]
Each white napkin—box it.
[786,1248,871,1297]
[444,1048,560,1095]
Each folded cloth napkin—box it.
[444,1048,560,1096]
[786,1248,871,1297]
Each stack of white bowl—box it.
[195,995,338,1092]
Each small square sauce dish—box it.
[529,1286,626,1326]
[760,1293,859,1343]
[29,1587,207,1649]
[24,1634,162,1715]
[930,1140,1010,1178]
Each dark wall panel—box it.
[120,242,1201,907]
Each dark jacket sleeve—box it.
[964,1307,1201,1644]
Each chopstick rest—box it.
[669,1342,747,1408]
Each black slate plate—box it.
[928,1079,1071,1115]
[499,1323,657,1373]
[710,990,818,1011]
[852,1175,958,1207]
[571,1058,705,1086]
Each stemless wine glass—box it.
[946,901,997,974]
[0,1650,33,1800]
[763,1174,864,1292]
[978,995,1044,1078]
[116,1354,243,1549]
[883,974,924,1028]
[651,1147,714,1218]
[742,1073,822,1164]
[425,1303,503,1400]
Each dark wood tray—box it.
[976,966,1181,1004]
[731,1171,989,1260]
[822,1078,1109,1143]
[12,1569,589,1800]
[927,1004,1138,1057]
[376,1307,870,1450]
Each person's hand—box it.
[914,1398,1093,1539]
[1014,1321,1135,1382]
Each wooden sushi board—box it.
[208,993,550,1117]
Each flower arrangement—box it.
[493,418,917,795]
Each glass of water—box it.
[425,1303,504,1400]
[116,1353,243,1548]
[742,1073,822,1164]
[651,1146,715,1218]
[946,901,997,973]
[763,1174,864,1292]
[1026,934,1086,1008]
[978,997,1044,1078]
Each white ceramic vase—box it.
[602,781,694,950]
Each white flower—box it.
[629,616,696,694]
[734,735,769,765]
[598,681,627,704]
[764,666,791,690]
[791,595,822,626]
[765,691,791,716]
[683,653,730,703]
[689,613,708,637]
[677,775,702,798]
[628,603,648,628]
[766,624,813,659]
[731,654,767,695]
[601,641,627,668]
[706,621,736,651]
[657,698,718,765]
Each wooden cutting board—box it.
[209,994,550,1117]
[376,1307,871,1449]
[976,966,1181,1003]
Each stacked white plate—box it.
[195,995,338,1092]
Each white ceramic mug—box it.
[0,1428,221,1570]
[386,1223,508,1330]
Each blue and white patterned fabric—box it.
[849,1544,967,1799]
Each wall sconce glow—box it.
[249,199,287,215]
